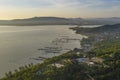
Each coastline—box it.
[1,24,120,80]
[0,25,84,78]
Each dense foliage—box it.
[91,38,120,80]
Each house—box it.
[76,58,94,65]
[76,58,89,63]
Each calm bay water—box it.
[0,25,100,77]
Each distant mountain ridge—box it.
[0,17,120,26]
[86,17,120,24]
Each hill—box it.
[0,17,120,26]
[70,23,120,35]
[0,17,82,26]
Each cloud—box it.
[0,0,120,8]
[0,0,54,8]
[0,0,120,19]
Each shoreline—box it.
[0,26,83,78]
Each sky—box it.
[0,0,120,20]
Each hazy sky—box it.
[0,0,120,19]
